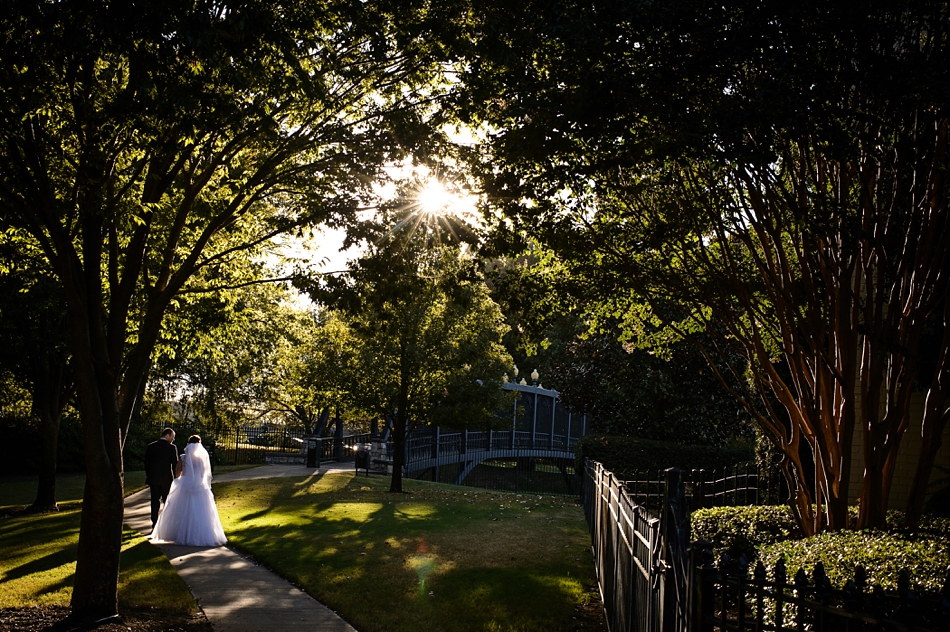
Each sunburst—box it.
[417,179,457,216]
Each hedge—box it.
[575,434,755,475]
[692,505,950,596]
[759,530,950,596]
[691,505,801,562]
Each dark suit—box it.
[144,437,179,527]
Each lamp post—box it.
[531,369,539,386]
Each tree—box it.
[0,0,454,621]
[481,257,755,444]
[258,308,355,434]
[150,276,298,433]
[542,320,754,446]
[306,204,515,492]
[0,232,73,510]
[459,0,950,532]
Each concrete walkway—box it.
[124,462,358,632]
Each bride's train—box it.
[152,440,227,547]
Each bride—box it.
[151,435,227,547]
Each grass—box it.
[0,464,261,509]
[0,506,196,612]
[215,471,599,632]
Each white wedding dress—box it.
[151,442,227,547]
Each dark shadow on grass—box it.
[0,510,81,584]
[0,544,77,584]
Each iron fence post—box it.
[663,467,690,632]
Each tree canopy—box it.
[0,0,458,621]
[459,0,950,533]
[304,199,515,492]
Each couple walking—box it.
[144,428,227,547]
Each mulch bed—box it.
[0,607,213,632]
[570,583,609,631]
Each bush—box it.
[691,505,801,562]
[575,434,754,475]
[692,505,950,597]
[759,530,950,596]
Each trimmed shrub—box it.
[691,505,801,562]
[759,530,950,596]
[575,434,754,475]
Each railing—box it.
[585,460,948,632]
[319,433,372,462]
[585,459,669,632]
[402,429,582,465]
[691,547,950,632]
[402,428,582,495]
[614,463,786,511]
[137,425,373,467]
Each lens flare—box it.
[417,180,455,216]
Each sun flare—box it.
[417,179,457,216]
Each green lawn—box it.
[215,471,599,632]
[0,506,196,612]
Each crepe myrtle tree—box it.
[0,0,462,622]
[459,0,950,532]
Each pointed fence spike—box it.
[854,565,867,591]
[754,561,766,582]
[814,561,827,586]
[721,554,732,575]
[843,580,861,612]
[775,558,787,585]
[738,554,750,577]
[794,568,808,589]
[898,569,910,596]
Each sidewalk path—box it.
[124,463,358,632]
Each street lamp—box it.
[531,369,539,385]
[513,364,519,378]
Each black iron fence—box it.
[133,425,370,468]
[612,462,786,513]
[584,460,949,632]
[585,460,666,632]
[691,547,950,632]
[409,455,578,495]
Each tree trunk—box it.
[904,298,950,527]
[389,413,406,493]
[68,369,125,624]
[29,361,71,512]
[905,391,949,527]
[30,404,62,511]
[58,249,129,624]
[70,451,124,623]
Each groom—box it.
[144,428,179,529]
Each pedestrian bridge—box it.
[398,382,589,486]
